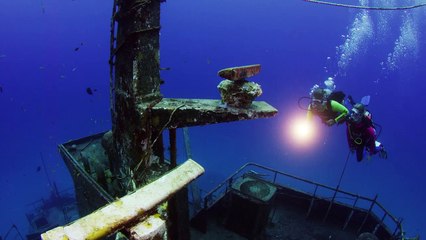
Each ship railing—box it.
[199,162,407,239]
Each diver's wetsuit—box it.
[307,100,349,125]
[346,112,376,161]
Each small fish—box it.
[0,85,3,93]
[36,166,41,172]
[86,87,97,95]
[159,67,171,71]
[74,42,83,51]
[72,67,77,72]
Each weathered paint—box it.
[218,64,261,81]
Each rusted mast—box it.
[111,0,162,193]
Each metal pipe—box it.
[306,185,318,218]
[358,195,378,233]
[169,128,177,168]
[343,195,359,230]
[373,212,388,234]
[323,187,338,223]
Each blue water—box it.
[1,0,425,238]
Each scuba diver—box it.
[346,102,388,162]
[306,77,349,126]
[304,78,388,162]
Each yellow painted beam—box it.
[41,159,204,240]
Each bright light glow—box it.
[284,115,319,151]
[292,120,314,143]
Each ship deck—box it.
[190,188,358,240]
[188,163,402,240]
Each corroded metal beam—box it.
[111,0,163,192]
[150,98,278,129]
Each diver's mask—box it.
[350,108,363,122]
[311,98,325,110]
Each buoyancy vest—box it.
[312,101,342,124]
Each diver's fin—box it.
[347,95,355,106]
[361,95,371,106]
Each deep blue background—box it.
[1,0,425,237]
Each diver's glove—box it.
[326,119,335,126]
